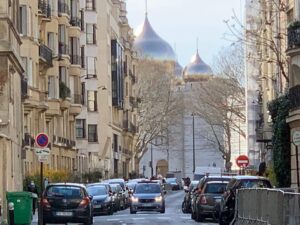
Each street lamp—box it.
[192,113,195,174]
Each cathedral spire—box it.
[145,0,148,17]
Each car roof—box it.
[206,181,229,184]
[106,179,125,182]
[232,175,270,180]
[47,183,86,188]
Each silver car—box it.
[130,181,166,214]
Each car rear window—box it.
[239,179,272,188]
[204,183,228,194]
[87,186,107,196]
[46,186,84,198]
[135,184,161,193]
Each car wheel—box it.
[130,208,137,214]
[182,201,187,213]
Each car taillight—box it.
[79,197,90,208]
[200,196,207,204]
[42,198,51,208]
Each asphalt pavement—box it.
[32,190,218,225]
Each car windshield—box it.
[126,183,136,190]
[166,178,176,183]
[87,186,107,196]
[135,184,161,194]
[46,186,84,198]
[204,183,228,194]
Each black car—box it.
[87,185,113,216]
[191,176,232,220]
[218,176,273,225]
[42,183,93,225]
[110,183,126,211]
[182,180,198,213]
[130,181,166,214]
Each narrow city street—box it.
[31,191,218,225]
[92,191,217,225]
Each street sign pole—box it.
[38,161,43,225]
[292,131,300,190]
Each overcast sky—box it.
[126,0,244,67]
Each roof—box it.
[134,16,176,61]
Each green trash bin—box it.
[6,192,38,225]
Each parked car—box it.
[130,181,166,214]
[41,183,93,225]
[194,181,228,222]
[218,176,273,225]
[86,184,113,216]
[110,183,126,211]
[182,180,198,213]
[191,175,232,220]
[166,178,181,190]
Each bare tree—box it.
[135,59,182,164]
[224,0,288,91]
[189,44,245,171]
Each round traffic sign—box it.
[36,133,49,148]
[293,131,300,146]
[236,155,249,168]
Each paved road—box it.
[32,191,218,225]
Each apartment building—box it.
[0,0,24,215]
[21,0,84,176]
[75,0,138,179]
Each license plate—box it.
[143,203,153,207]
[94,205,102,208]
[56,212,73,216]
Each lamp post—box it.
[192,113,195,174]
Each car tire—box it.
[130,208,137,214]
[181,201,187,213]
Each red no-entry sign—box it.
[236,155,249,168]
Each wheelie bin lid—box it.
[7,192,38,199]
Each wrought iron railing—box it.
[70,17,81,27]
[289,85,300,110]
[39,44,53,66]
[70,54,81,65]
[288,25,300,49]
[58,0,70,15]
[71,94,82,104]
[38,0,51,17]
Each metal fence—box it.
[234,189,300,225]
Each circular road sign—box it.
[36,133,49,148]
[293,131,300,146]
[236,155,249,168]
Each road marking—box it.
[132,217,146,220]
[107,218,121,221]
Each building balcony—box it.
[70,17,81,27]
[39,44,53,67]
[70,54,81,65]
[58,1,70,16]
[53,135,76,148]
[46,99,60,116]
[38,0,51,18]
[70,94,82,115]
[287,24,300,55]
[21,77,28,99]
[289,85,300,111]
[38,92,49,111]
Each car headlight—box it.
[131,196,139,203]
[155,196,162,202]
[112,195,116,200]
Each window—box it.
[113,134,118,153]
[22,57,33,86]
[19,5,27,35]
[59,66,68,85]
[76,119,86,138]
[87,57,96,77]
[125,82,128,97]
[88,124,97,142]
[58,25,67,54]
[48,32,55,51]
[81,82,85,105]
[86,24,96,44]
[87,91,97,111]
[48,76,56,98]
[81,46,85,68]
[86,0,95,10]
[69,37,80,65]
